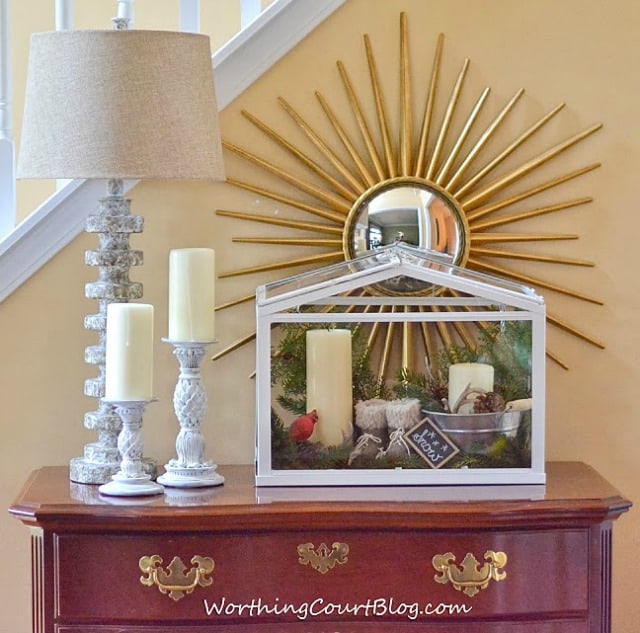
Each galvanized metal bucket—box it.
[426,410,523,455]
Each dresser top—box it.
[9,462,631,533]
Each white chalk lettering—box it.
[412,431,446,461]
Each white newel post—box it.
[0,0,15,237]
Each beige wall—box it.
[2,0,639,630]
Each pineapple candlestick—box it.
[157,340,224,488]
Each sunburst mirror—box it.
[214,12,603,371]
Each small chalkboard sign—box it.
[405,416,460,469]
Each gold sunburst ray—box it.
[216,13,603,374]
[436,86,491,186]
[315,90,379,188]
[432,311,455,350]
[223,142,352,213]
[546,311,605,349]
[399,11,411,176]
[216,209,343,235]
[466,165,599,223]
[211,331,257,361]
[470,233,579,243]
[426,58,470,181]
[545,349,569,370]
[223,178,346,223]
[452,102,566,200]
[337,59,386,181]
[366,308,385,349]
[214,292,255,312]
[467,257,603,305]
[414,32,444,177]
[232,237,342,247]
[444,88,525,191]
[402,314,413,370]
[443,306,478,350]
[218,251,343,279]
[241,108,361,199]
[277,97,367,195]
[419,319,439,376]
[459,123,602,211]
[469,197,593,231]
[363,33,396,177]
[470,246,594,268]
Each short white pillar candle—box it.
[168,248,215,342]
[448,362,494,413]
[105,303,154,401]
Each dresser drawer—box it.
[57,622,589,633]
[54,527,589,627]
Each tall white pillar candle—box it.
[306,329,353,447]
[168,248,215,342]
[448,362,494,413]
[105,303,154,401]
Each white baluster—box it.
[55,0,73,30]
[241,0,261,28]
[0,0,15,237]
[179,0,200,33]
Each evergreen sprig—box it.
[271,322,386,416]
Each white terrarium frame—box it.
[255,244,546,487]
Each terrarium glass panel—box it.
[255,245,546,486]
[269,317,533,473]
[259,243,541,305]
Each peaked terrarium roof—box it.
[257,243,545,314]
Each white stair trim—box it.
[0,0,346,303]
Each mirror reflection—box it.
[349,182,467,265]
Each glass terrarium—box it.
[255,243,546,486]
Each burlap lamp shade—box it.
[18,29,225,181]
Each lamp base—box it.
[70,456,157,485]
[74,179,144,485]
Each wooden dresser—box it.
[9,462,631,632]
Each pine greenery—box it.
[269,318,533,470]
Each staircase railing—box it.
[0,0,346,302]
[0,0,15,236]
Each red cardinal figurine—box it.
[288,410,318,442]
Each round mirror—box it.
[344,178,468,265]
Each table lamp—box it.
[17,27,225,484]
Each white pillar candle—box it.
[168,248,215,342]
[306,329,353,447]
[105,303,154,401]
[448,362,494,413]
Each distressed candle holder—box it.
[99,400,164,497]
[157,341,225,488]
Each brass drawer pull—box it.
[432,550,507,597]
[298,542,349,574]
[139,555,214,601]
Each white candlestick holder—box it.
[157,340,225,488]
[99,400,164,497]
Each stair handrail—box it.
[0,0,346,304]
